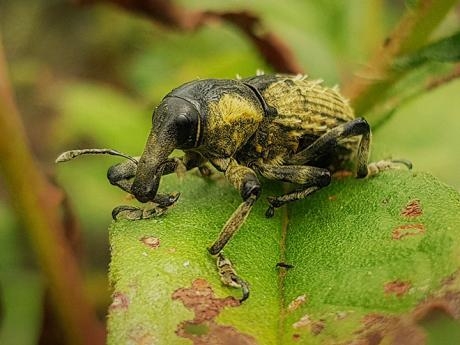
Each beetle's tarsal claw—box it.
[142,207,166,219]
[112,204,167,220]
[234,276,250,303]
[367,159,413,177]
[265,196,281,218]
[198,165,213,177]
[265,205,275,218]
[215,253,250,303]
[112,205,143,220]
[154,192,180,208]
[168,192,181,204]
[392,159,413,170]
[175,158,187,180]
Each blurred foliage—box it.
[0,0,459,344]
[394,30,460,69]
[0,203,43,345]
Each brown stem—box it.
[426,63,460,90]
[76,0,304,74]
[343,0,458,117]
[373,63,460,131]
[0,34,105,345]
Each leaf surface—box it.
[108,170,460,344]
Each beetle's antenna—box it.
[55,149,138,164]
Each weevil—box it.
[56,74,411,302]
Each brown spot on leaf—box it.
[328,195,337,201]
[287,294,307,313]
[176,321,256,345]
[311,319,325,335]
[401,199,422,218]
[140,236,160,249]
[392,224,425,240]
[292,314,324,335]
[361,313,387,328]
[109,292,129,311]
[336,311,348,320]
[293,314,311,329]
[172,278,239,321]
[355,313,424,345]
[365,331,383,345]
[128,325,156,345]
[351,271,460,344]
[172,279,257,345]
[441,271,458,286]
[414,291,460,321]
[292,333,301,341]
[385,280,411,297]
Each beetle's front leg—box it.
[106,158,176,220]
[159,151,210,179]
[108,152,205,220]
[208,158,260,301]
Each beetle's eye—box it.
[175,114,192,147]
[176,114,190,130]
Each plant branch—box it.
[426,62,460,90]
[343,0,458,117]
[373,62,460,131]
[76,0,304,74]
[0,34,105,345]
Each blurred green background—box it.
[0,0,459,344]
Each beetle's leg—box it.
[159,151,209,178]
[107,151,207,190]
[198,164,213,177]
[208,158,261,254]
[106,157,138,193]
[207,158,260,301]
[217,253,250,302]
[366,159,412,177]
[288,118,412,178]
[108,152,205,220]
[111,195,180,220]
[256,165,331,217]
[289,118,371,178]
[106,158,176,219]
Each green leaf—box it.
[108,170,460,344]
[394,31,460,70]
[405,0,420,9]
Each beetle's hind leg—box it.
[257,165,331,217]
[289,118,371,177]
[366,159,412,177]
[289,118,411,177]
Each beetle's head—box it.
[131,96,202,203]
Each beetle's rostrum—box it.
[56,73,411,302]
